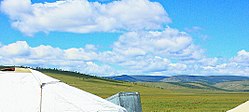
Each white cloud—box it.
[97,27,248,76]
[0,40,249,76]
[64,48,98,61]
[96,27,206,75]
[0,41,115,75]
[0,0,32,19]
[0,41,30,57]
[83,61,116,75]
[111,27,203,61]
[232,50,249,64]
[118,56,170,73]
[30,45,63,59]
[191,50,249,76]
[0,27,203,75]
[1,0,170,36]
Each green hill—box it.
[107,74,249,92]
[215,80,249,92]
[36,68,249,112]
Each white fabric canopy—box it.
[227,101,249,112]
[0,69,127,112]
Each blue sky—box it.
[0,0,248,76]
[163,0,249,58]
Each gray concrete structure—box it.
[106,92,142,112]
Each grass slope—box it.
[215,80,249,92]
[108,75,168,82]
[161,75,249,84]
[38,69,249,112]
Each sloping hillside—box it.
[108,74,249,92]
[108,75,249,84]
[162,75,249,84]
[107,75,167,82]
[215,80,249,92]
[35,69,249,112]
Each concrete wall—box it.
[106,92,142,112]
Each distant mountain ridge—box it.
[107,75,168,82]
[162,75,249,84]
[107,75,249,84]
[107,75,249,92]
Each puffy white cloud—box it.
[0,40,249,76]
[0,41,30,57]
[1,27,203,75]
[118,56,170,73]
[111,27,203,61]
[169,63,187,71]
[99,28,248,75]
[83,61,116,75]
[64,48,98,61]
[0,0,32,19]
[193,50,249,76]
[96,27,207,75]
[0,41,114,75]
[232,50,249,64]
[30,45,63,59]
[1,0,170,36]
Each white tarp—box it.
[227,101,249,112]
[0,69,127,112]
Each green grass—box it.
[40,70,249,112]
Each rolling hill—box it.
[107,75,168,82]
[35,68,249,112]
[108,75,249,83]
[215,80,249,92]
[162,75,249,84]
[107,75,249,92]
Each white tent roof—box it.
[0,68,127,112]
[227,101,249,112]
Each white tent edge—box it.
[0,68,127,112]
[227,101,249,112]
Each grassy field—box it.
[40,70,249,112]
